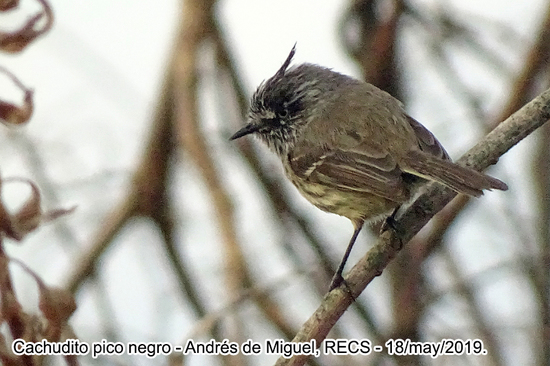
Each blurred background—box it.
[0,0,548,365]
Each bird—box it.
[230,46,507,291]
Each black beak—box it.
[229,124,259,140]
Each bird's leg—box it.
[380,206,400,234]
[329,222,363,291]
[380,206,404,250]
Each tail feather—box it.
[401,150,508,197]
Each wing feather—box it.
[289,147,409,202]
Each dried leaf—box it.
[0,175,25,241]
[10,179,42,236]
[1,289,23,324]
[0,67,34,126]
[0,183,19,240]
[0,89,33,125]
[39,287,77,325]
[0,0,53,53]
[0,332,21,366]
[0,177,76,241]
[9,258,77,326]
[0,256,24,326]
[0,14,42,53]
[0,0,18,12]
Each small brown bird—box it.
[230,46,507,290]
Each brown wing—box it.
[402,116,508,195]
[407,116,450,160]
[288,144,409,203]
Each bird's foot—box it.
[381,212,404,250]
[329,273,355,300]
[380,215,398,234]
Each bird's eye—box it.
[262,117,279,127]
[285,98,302,117]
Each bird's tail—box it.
[400,150,508,197]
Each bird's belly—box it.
[289,178,400,224]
